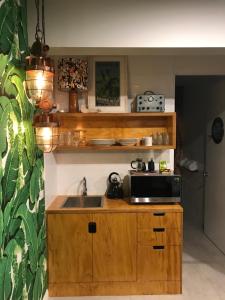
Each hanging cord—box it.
[35,0,43,42]
[42,0,46,44]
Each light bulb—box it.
[36,71,45,90]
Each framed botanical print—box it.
[88,56,128,112]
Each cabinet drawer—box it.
[138,228,182,245]
[137,245,181,281]
[138,212,182,229]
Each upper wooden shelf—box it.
[54,112,176,152]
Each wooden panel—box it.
[137,245,181,281]
[49,281,181,296]
[47,214,93,283]
[93,213,137,282]
[138,228,182,245]
[138,212,182,229]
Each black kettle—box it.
[106,172,123,199]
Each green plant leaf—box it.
[0,257,9,300]
[2,136,19,206]
[3,200,13,245]
[32,266,42,300]
[23,121,36,166]
[0,96,11,155]
[16,204,38,273]
[8,218,21,238]
[37,220,46,256]
[0,53,8,78]
[17,0,29,59]
[0,1,15,54]
[30,165,41,204]
[22,149,32,183]
[0,157,3,207]
[12,182,30,218]
[0,209,3,248]
[26,267,35,300]
[10,98,21,122]
[0,239,19,300]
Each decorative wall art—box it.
[88,56,128,112]
[58,57,88,112]
[58,57,88,90]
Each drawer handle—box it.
[153,228,165,232]
[153,245,165,250]
[153,212,165,216]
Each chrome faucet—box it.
[82,177,87,196]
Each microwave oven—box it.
[128,171,182,204]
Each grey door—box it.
[204,112,225,253]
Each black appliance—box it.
[106,172,123,199]
[128,171,181,203]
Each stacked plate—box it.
[117,138,139,146]
[89,139,116,146]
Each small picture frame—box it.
[88,56,128,112]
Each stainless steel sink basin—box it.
[61,196,103,208]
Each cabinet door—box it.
[48,214,93,283]
[138,245,181,281]
[93,213,136,282]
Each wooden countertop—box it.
[47,196,183,214]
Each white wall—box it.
[44,54,225,201]
[52,55,175,196]
[44,153,57,207]
[27,0,225,48]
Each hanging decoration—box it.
[25,0,59,152]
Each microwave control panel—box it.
[136,94,165,112]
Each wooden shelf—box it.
[54,112,176,152]
[55,144,175,152]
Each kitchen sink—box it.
[61,196,103,208]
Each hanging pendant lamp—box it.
[25,0,59,152]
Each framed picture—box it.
[88,56,128,112]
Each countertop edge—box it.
[46,196,183,213]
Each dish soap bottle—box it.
[148,158,155,172]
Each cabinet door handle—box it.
[153,228,165,232]
[153,245,165,250]
[88,222,96,233]
[153,212,165,216]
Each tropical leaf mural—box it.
[0,1,46,299]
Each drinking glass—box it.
[73,130,81,147]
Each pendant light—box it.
[34,112,59,153]
[25,0,59,152]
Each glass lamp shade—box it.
[26,69,54,105]
[25,56,54,105]
[35,123,59,153]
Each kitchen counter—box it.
[47,195,183,213]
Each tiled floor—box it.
[47,223,225,300]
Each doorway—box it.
[175,76,225,254]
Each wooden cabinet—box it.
[54,112,176,151]
[48,213,137,284]
[48,214,93,283]
[47,203,183,296]
[93,213,136,282]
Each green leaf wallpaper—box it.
[0,1,46,299]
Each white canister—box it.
[142,136,152,146]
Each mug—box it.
[142,136,152,146]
